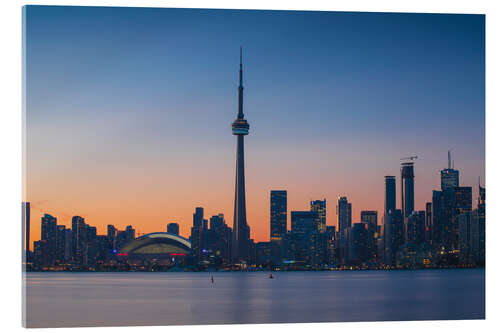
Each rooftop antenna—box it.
[448,150,451,169]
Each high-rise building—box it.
[71,216,86,266]
[310,199,327,232]
[348,223,370,265]
[337,196,352,245]
[310,230,328,268]
[41,214,57,266]
[406,211,426,245]
[431,186,471,254]
[290,211,316,265]
[231,48,251,264]
[383,209,404,266]
[401,162,415,219]
[361,211,378,260]
[384,176,396,214]
[270,190,287,241]
[191,207,205,259]
[167,222,180,235]
[193,207,204,228]
[56,225,67,263]
[454,187,473,215]
[441,151,459,191]
[458,209,484,266]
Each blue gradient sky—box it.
[26,6,485,243]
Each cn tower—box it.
[231,48,250,263]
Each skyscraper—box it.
[383,209,404,266]
[310,199,327,232]
[191,207,205,259]
[291,211,317,264]
[270,190,287,241]
[41,214,57,266]
[231,48,250,263]
[71,216,86,267]
[401,162,415,219]
[337,196,352,244]
[384,176,396,214]
[441,151,459,190]
[361,211,378,260]
[193,207,204,228]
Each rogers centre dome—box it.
[118,232,192,258]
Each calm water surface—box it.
[24,269,485,327]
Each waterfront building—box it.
[383,209,403,266]
[348,223,370,265]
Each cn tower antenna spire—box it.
[237,47,244,119]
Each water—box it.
[24,269,485,328]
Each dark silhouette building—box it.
[167,222,180,235]
[191,207,205,260]
[384,176,396,214]
[270,190,287,241]
[361,211,378,261]
[401,162,415,219]
[290,211,317,265]
[384,209,404,266]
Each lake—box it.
[24,269,485,327]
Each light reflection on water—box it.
[24,269,485,328]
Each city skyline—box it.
[25,6,484,248]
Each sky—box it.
[25,6,485,247]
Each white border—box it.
[1,1,498,333]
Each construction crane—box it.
[400,155,418,162]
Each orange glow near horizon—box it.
[26,149,452,250]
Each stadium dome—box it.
[118,232,192,258]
